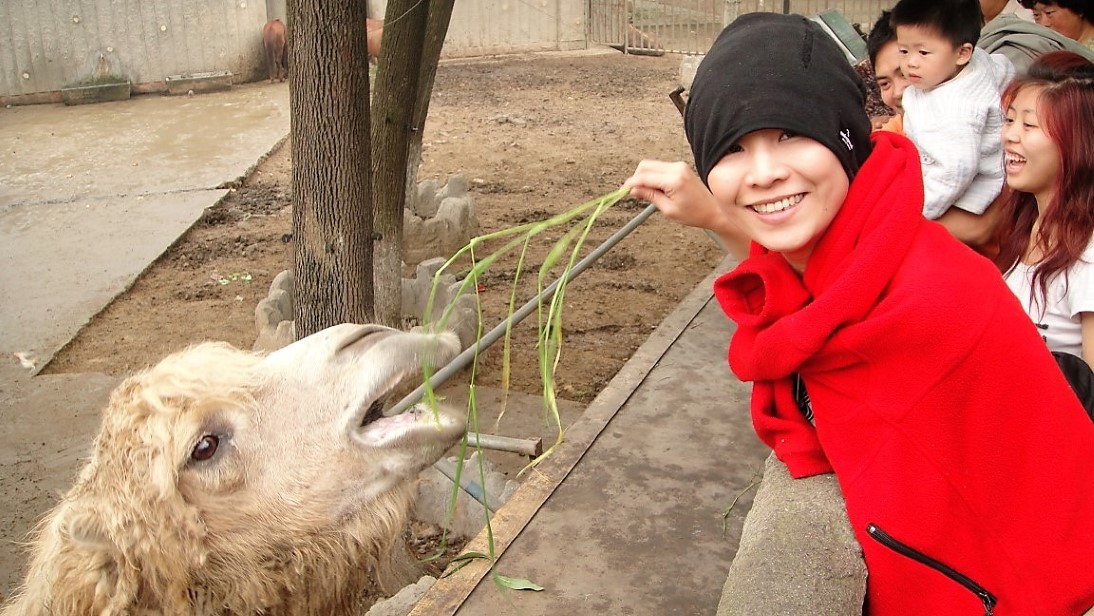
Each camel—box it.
[2,324,466,615]
[262,19,288,83]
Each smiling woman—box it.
[625,11,1094,615]
[994,52,1094,377]
[704,130,848,272]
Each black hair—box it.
[866,10,897,66]
[1031,0,1094,21]
[890,0,983,47]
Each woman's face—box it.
[1033,2,1088,40]
[1002,85,1061,207]
[706,129,849,272]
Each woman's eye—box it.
[778,131,797,142]
[727,143,743,154]
[191,434,220,462]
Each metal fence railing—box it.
[588,0,896,56]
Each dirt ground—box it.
[45,50,724,406]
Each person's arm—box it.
[911,114,984,220]
[936,189,1005,254]
[623,160,750,261]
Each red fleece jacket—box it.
[714,132,1094,615]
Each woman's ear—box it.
[957,43,974,66]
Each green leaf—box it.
[494,574,545,591]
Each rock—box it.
[679,54,703,90]
[413,452,519,540]
[365,575,437,616]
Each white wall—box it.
[368,0,586,59]
[1,0,594,99]
[0,0,268,98]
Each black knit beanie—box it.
[685,13,873,185]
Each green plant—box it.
[418,186,633,590]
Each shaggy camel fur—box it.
[2,324,466,615]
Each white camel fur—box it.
[2,324,466,615]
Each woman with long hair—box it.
[995,51,1094,368]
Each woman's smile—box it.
[750,193,805,215]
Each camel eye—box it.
[191,435,220,462]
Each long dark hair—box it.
[994,52,1094,307]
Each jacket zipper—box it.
[866,523,997,616]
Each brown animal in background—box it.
[625,23,664,55]
[366,17,384,64]
[1,324,466,615]
[262,18,288,82]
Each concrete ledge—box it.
[716,453,867,616]
[165,71,233,96]
[60,81,131,106]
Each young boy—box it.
[625,12,1094,615]
[892,0,1016,219]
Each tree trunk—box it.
[289,0,374,338]
[404,0,457,212]
[369,0,430,327]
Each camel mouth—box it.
[360,396,388,427]
[353,400,465,451]
[350,363,427,432]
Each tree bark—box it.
[289,0,374,338]
[369,0,431,327]
[404,0,457,216]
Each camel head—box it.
[4,324,466,615]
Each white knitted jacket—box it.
[903,48,1016,219]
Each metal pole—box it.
[388,202,659,416]
[468,432,542,457]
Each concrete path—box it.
[0,82,290,370]
[0,81,290,595]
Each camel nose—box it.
[333,324,398,356]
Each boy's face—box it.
[895,25,973,91]
[706,129,849,273]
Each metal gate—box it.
[587,0,895,56]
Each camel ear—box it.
[64,503,116,553]
[62,504,138,609]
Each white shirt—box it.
[1004,240,1094,357]
[903,49,1016,219]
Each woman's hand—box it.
[623,160,749,260]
